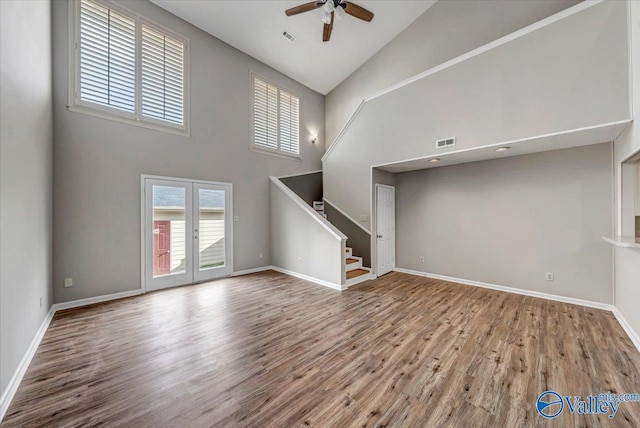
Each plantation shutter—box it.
[79,0,136,112]
[279,91,299,155]
[253,77,279,150]
[141,24,185,125]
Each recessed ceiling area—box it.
[150,1,436,94]
[375,122,631,174]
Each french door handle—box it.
[377,234,383,238]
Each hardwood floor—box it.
[3,271,640,427]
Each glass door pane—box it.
[153,185,187,277]
[197,188,226,270]
[194,183,232,282]
[145,178,193,291]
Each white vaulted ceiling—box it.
[150,1,436,94]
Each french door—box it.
[143,176,233,292]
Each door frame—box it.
[140,174,234,293]
[374,184,396,277]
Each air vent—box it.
[282,30,295,42]
[436,137,456,149]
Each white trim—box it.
[321,0,605,162]
[250,145,302,161]
[323,198,371,234]
[393,268,614,311]
[612,306,640,353]
[0,307,55,422]
[270,176,347,241]
[626,0,634,123]
[271,266,343,291]
[602,236,640,249]
[231,266,272,277]
[371,120,632,171]
[52,289,143,312]
[322,100,365,161]
[275,170,322,180]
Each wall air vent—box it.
[282,30,295,42]
[436,137,456,149]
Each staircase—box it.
[344,246,370,286]
[313,201,327,219]
[313,200,371,287]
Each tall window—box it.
[70,0,188,133]
[251,73,300,158]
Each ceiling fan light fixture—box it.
[321,11,331,24]
[324,1,335,13]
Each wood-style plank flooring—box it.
[3,271,640,427]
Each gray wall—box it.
[395,144,613,304]
[52,0,325,303]
[325,0,580,145]
[0,0,53,401]
[280,172,322,207]
[612,0,640,345]
[323,0,629,232]
[324,201,371,267]
[271,181,343,286]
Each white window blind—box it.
[79,0,136,112]
[279,91,299,155]
[141,25,185,125]
[253,77,278,150]
[73,0,188,133]
[252,75,299,157]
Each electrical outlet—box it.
[259,252,263,259]
[419,256,425,263]
[298,257,302,264]
[234,216,240,222]
[546,272,554,281]
[359,215,367,222]
[64,278,73,288]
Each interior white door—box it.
[144,177,233,292]
[376,184,395,277]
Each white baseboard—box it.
[52,289,142,312]
[393,267,614,311]
[271,266,343,291]
[0,307,55,422]
[231,266,272,277]
[612,307,640,353]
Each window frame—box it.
[68,0,190,136]
[249,71,301,160]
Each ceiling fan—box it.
[285,1,374,42]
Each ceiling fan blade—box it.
[323,11,334,42]
[285,2,322,16]
[342,2,374,22]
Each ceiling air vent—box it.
[436,137,456,149]
[282,30,295,42]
